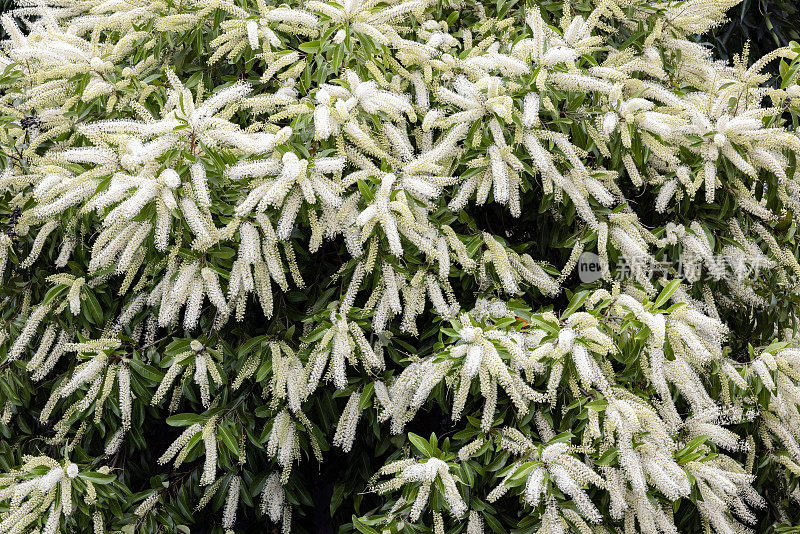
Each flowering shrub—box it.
[1,0,800,532]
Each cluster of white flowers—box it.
[491,439,605,523]
[1,0,800,531]
[0,456,104,534]
[356,278,800,530]
[332,390,362,452]
[372,457,467,521]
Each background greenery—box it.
[707,0,799,63]
[0,0,11,38]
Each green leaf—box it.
[676,435,709,464]
[218,424,239,457]
[330,483,347,515]
[653,279,681,309]
[762,340,791,354]
[166,414,206,427]
[298,40,320,53]
[585,399,608,411]
[42,285,67,306]
[359,382,375,410]
[78,471,117,484]
[128,358,163,382]
[352,519,380,534]
[562,290,589,318]
[509,461,539,482]
[407,433,433,457]
[300,325,328,344]
[484,512,505,533]
[595,448,618,466]
[82,290,104,325]
[207,246,236,259]
[356,179,374,202]
[548,432,574,444]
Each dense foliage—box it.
[1,0,800,533]
[706,0,799,63]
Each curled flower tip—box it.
[161,169,181,189]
